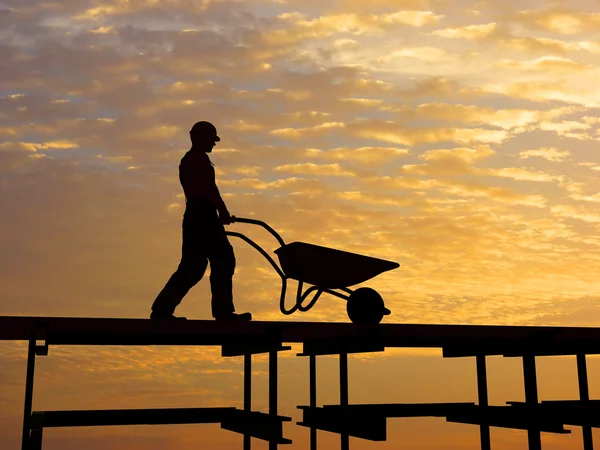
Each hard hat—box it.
[190,121,220,141]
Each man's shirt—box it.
[179,150,224,208]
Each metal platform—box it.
[4,316,600,353]
[2,316,600,450]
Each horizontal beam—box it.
[444,341,600,358]
[221,410,292,444]
[541,399,600,405]
[298,336,385,356]
[507,400,600,427]
[297,406,387,441]
[320,402,476,417]
[222,342,291,357]
[30,408,292,443]
[3,316,600,356]
[30,407,236,428]
[447,406,571,434]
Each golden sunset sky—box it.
[2,0,600,448]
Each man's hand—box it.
[219,208,233,225]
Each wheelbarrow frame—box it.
[226,217,393,316]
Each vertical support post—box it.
[476,355,491,450]
[340,352,349,450]
[244,353,251,450]
[22,334,37,450]
[309,354,317,450]
[269,350,278,450]
[577,354,594,450]
[29,429,43,450]
[522,355,541,450]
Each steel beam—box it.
[476,355,491,450]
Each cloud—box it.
[332,38,359,49]
[351,121,510,145]
[483,167,563,183]
[431,22,497,40]
[539,119,594,139]
[494,56,593,73]
[274,162,356,176]
[0,142,38,152]
[501,36,600,55]
[220,176,330,193]
[519,147,571,162]
[413,103,582,130]
[306,146,409,165]
[334,190,416,206]
[513,8,600,35]
[570,193,600,203]
[377,46,459,64]
[259,10,443,47]
[438,181,548,208]
[0,140,79,152]
[399,145,494,176]
[270,122,345,139]
[551,205,600,223]
[482,80,600,106]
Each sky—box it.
[1,0,600,448]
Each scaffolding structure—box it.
[1,316,599,450]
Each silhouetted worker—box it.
[150,121,252,321]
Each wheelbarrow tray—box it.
[274,242,399,289]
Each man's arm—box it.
[210,183,232,224]
[203,181,226,211]
[201,164,232,224]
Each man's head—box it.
[190,121,220,152]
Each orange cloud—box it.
[352,121,509,145]
[513,8,600,35]
[519,147,571,162]
[306,146,409,164]
[274,162,356,176]
[494,56,593,73]
[431,22,497,40]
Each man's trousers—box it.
[152,200,236,317]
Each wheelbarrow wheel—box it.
[346,287,389,325]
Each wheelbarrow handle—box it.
[230,216,286,248]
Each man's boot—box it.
[212,298,251,321]
[150,310,187,320]
[151,286,187,320]
[214,312,252,321]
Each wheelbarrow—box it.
[226,217,400,324]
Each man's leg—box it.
[151,256,208,316]
[209,240,236,317]
[152,213,208,317]
[208,235,251,321]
